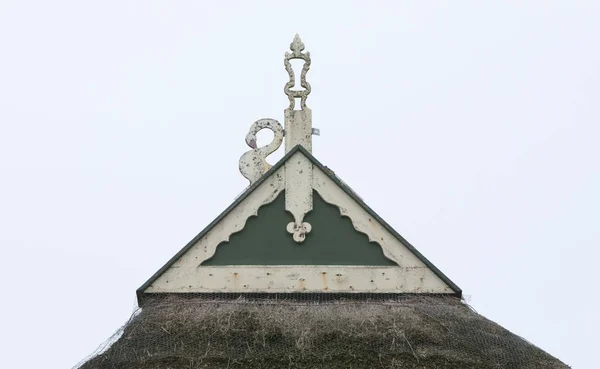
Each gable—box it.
[139,147,461,297]
[203,190,396,266]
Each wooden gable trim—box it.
[137,146,461,304]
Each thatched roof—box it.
[77,295,568,369]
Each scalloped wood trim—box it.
[311,166,452,292]
[144,151,454,294]
[145,168,285,293]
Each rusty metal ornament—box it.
[238,118,284,185]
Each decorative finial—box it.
[238,36,318,243]
[238,119,284,185]
[284,34,311,110]
[282,34,316,243]
[290,34,305,54]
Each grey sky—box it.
[0,1,598,368]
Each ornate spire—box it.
[283,34,314,242]
[283,34,318,154]
[237,35,317,242]
[284,34,312,110]
[238,35,317,186]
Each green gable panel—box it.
[202,190,397,266]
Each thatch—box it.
[77,295,569,369]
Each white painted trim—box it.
[145,265,454,293]
[285,151,313,242]
[284,108,312,153]
[239,119,284,185]
[155,167,285,275]
[143,151,456,295]
[313,166,416,267]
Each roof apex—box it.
[137,38,461,304]
[137,146,461,303]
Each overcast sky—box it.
[0,1,598,368]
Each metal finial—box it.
[284,34,311,110]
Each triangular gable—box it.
[201,190,397,266]
[138,146,461,301]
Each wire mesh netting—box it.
[75,294,569,369]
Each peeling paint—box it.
[145,152,456,294]
[239,119,284,185]
[146,266,454,294]
[284,34,311,111]
[285,152,313,243]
